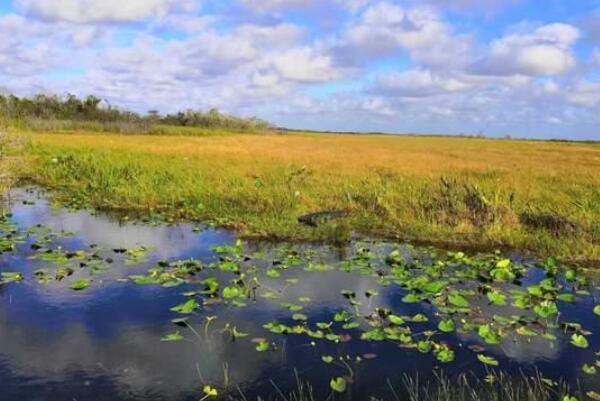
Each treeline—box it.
[0,94,272,133]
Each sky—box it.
[1,0,600,140]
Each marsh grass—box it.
[24,131,600,263]
[0,128,26,203]
[234,371,577,401]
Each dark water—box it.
[0,188,599,401]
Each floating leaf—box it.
[478,325,502,345]
[570,334,589,349]
[533,301,558,319]
[223,286,241,299]
[170,299,200,314]
[438,319,455,333]
[594,306,600,316]
[448,292,470,307]
[292,313,308,321]
[161,331,184,342]
[388,315,405,326]
[487,291,506,306]
[330,377,347,393]
[70,279,90,291]
[587,391,600,401]
[477,354,499,367]
[582,364,597,375]
[255,340,270,352]
[321,356,334,364]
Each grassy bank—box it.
[0,129,25,202]
[23,131,600,263]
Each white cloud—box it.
[237,0,316,13]
[374,69,471,97]
[423,0,522,14]
[566,80,600,108]
[16,0,189,23]
[341,2,473,68]
[472,23,580,76]
[272,47,345,83]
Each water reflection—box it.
[0,188,598,401]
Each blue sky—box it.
[1,0,600,140]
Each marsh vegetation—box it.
[0,189,599,401]
[1,93,599,401]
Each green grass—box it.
[234,371,580,401]
[20,130,600,264]
[0,129,25,201]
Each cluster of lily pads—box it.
[127,239,600,396]
[2,210,600,399]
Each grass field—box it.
[22,130,600,264]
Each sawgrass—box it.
[22,130,600,263]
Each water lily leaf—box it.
[496,259,511,269]
[570,334,589,349]
[477,354,499,367]
[478,325,502,345]
[402,293,422,304]
[562,396,579,401]
[223,286,241,299]
[388,315,405,326]
[418,341,432,353]
[516,326,537,337]
[411,314,429,323]
[255,340,270,352]
[170,299,199,314]
[321,356,334,364]
[556,293,575,303]
[292,313,308,321]
[266,269,280,278]
[533,301,558,319]
[70,279,90,291]
[438,319,455,333]
[334,311,351,322]
[487,291,506,306]
[587,391,600,401]
[448,293,470,307]
[161,331,183,342]
[330,377,347,393]
[343,322,360,330]
[434,346,455,363]
[594,305,600,316]
[582,364,597,375]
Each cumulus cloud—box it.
[338,2,473,68]
[2,0,600,139]
[16,0,189,23]
[272,48,344,83]
[237,0,316,13]
[566,80,600,108]
[471,23,580,76]
[374,69,471,97]
[423,0,522,14]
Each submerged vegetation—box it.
[24,131,600,263]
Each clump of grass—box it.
[22,131,600,263]
[0,128,26,203]
[396,371,576,401]
[233,372,578,401]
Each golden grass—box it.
[24,131,600,263]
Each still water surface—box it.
[0,188,599,401]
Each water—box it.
[0,188,599,401]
